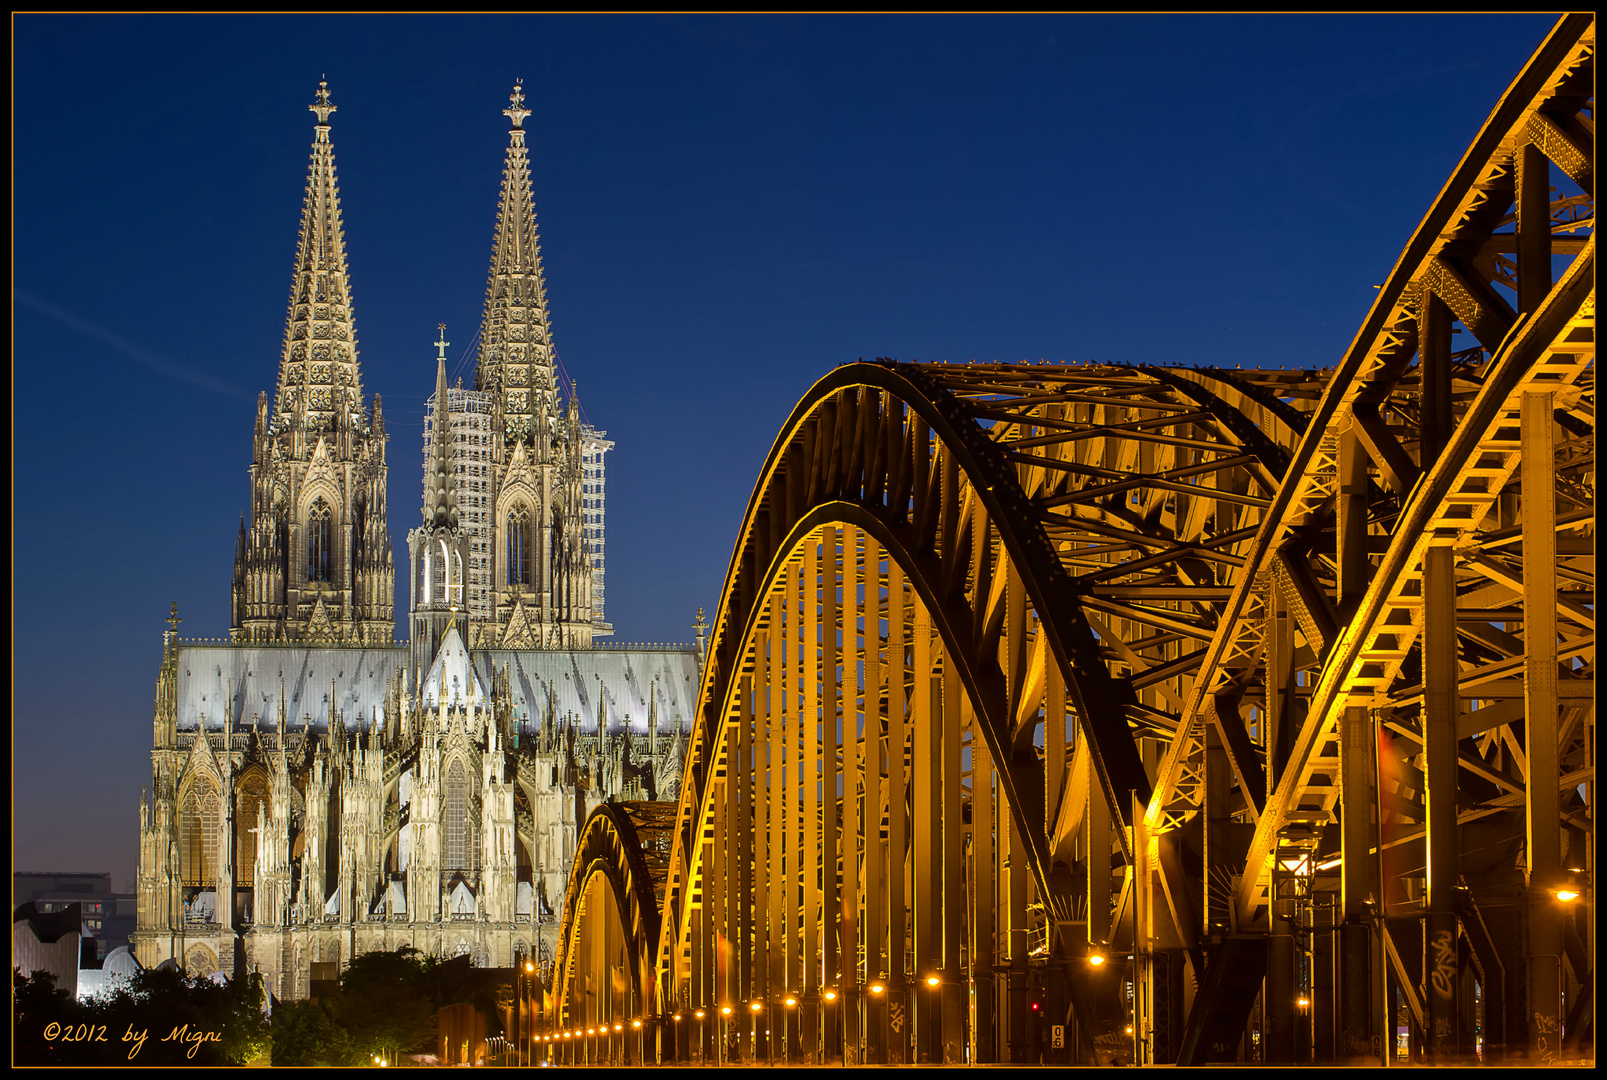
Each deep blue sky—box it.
[14,14,1558,887]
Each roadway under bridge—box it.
[538,14,1595,1066]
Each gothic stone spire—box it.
[475,80,558,443]
[424,325,459,530]
[276,78,364,432]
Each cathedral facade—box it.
[132,82,699,998]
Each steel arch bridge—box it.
[547,15,1594,1066]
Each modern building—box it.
[579,424,614,638]
[13,871,136,964]
[132,80,699,999]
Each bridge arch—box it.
[551,14,1594,1067]
[646,359,1299,1064]
[551,801,673,1060]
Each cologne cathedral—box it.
[132,82,700,998]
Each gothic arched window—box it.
[507,508,532,586]
[445,760,470,871]
[307,501,333,583]
[549,509,565,604]
[181,781,221,887]
[236,772,270,888]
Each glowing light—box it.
[721,1006,733,1016]
[869,983,885,995]
[1556,889,1581,902]
[694,1010,706,1020]
[785,997,798,1008]
[1088,953,1106,966]
[824,989,838,1002]
[1125,1025,1134,1035]
[750,1001,763,1012]
[526,962,535,972]
[1297,997,1310,1008]
[673,1014,683,1021]
[632,1020,642,1029]
[614,1023,623,1032]
[926,975,941,987]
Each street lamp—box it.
[822,989,839,1065]
[925,970,944,1060]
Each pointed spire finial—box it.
[435,323,451,362]
[504,80,531,130]
[310,78,336,126]
[168,602,183,635]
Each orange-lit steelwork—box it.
[549,15,1593,1066]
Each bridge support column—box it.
[972,712,997,1063]
[912,599,941,1063]
[1009,809,1030,1063]
[1339,704,1380,1062]
[802,541,823,1065]
[1423,542,1463,1057]
[886,560,909,1065]
[1267,869,1297,1063]
[1521,389,1562,1064]
[940,656,965,1063]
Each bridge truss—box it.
[548,14,1594,1065]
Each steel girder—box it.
[611,358,1317,1064]
[549,14,1594,1066]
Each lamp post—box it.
[518,957,535,1067]
[694,1009,707,1065]
[784,995,798,1065]
[922,974,942,1064]
[822,988,839,1065]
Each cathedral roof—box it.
[421,626,483,708]
[170,643,699,735]
[274,78,365,432]
[479,648,700,735]
[173,645,407,732]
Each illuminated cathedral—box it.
[132,81,700,997]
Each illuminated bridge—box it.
[543,16,1594,1066]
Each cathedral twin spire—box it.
[275,78,364,433]
[475,81,560,442]
[234,79,392,645]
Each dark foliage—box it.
[271,998,356,1066]
[12,967,270,1066]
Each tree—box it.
[335,946,436,1059]
[271,999,356,1066]
[13,969,84,1065]
[12,966,269,1066]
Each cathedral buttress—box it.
[232,80,394,645]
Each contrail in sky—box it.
[16,289,252,400]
